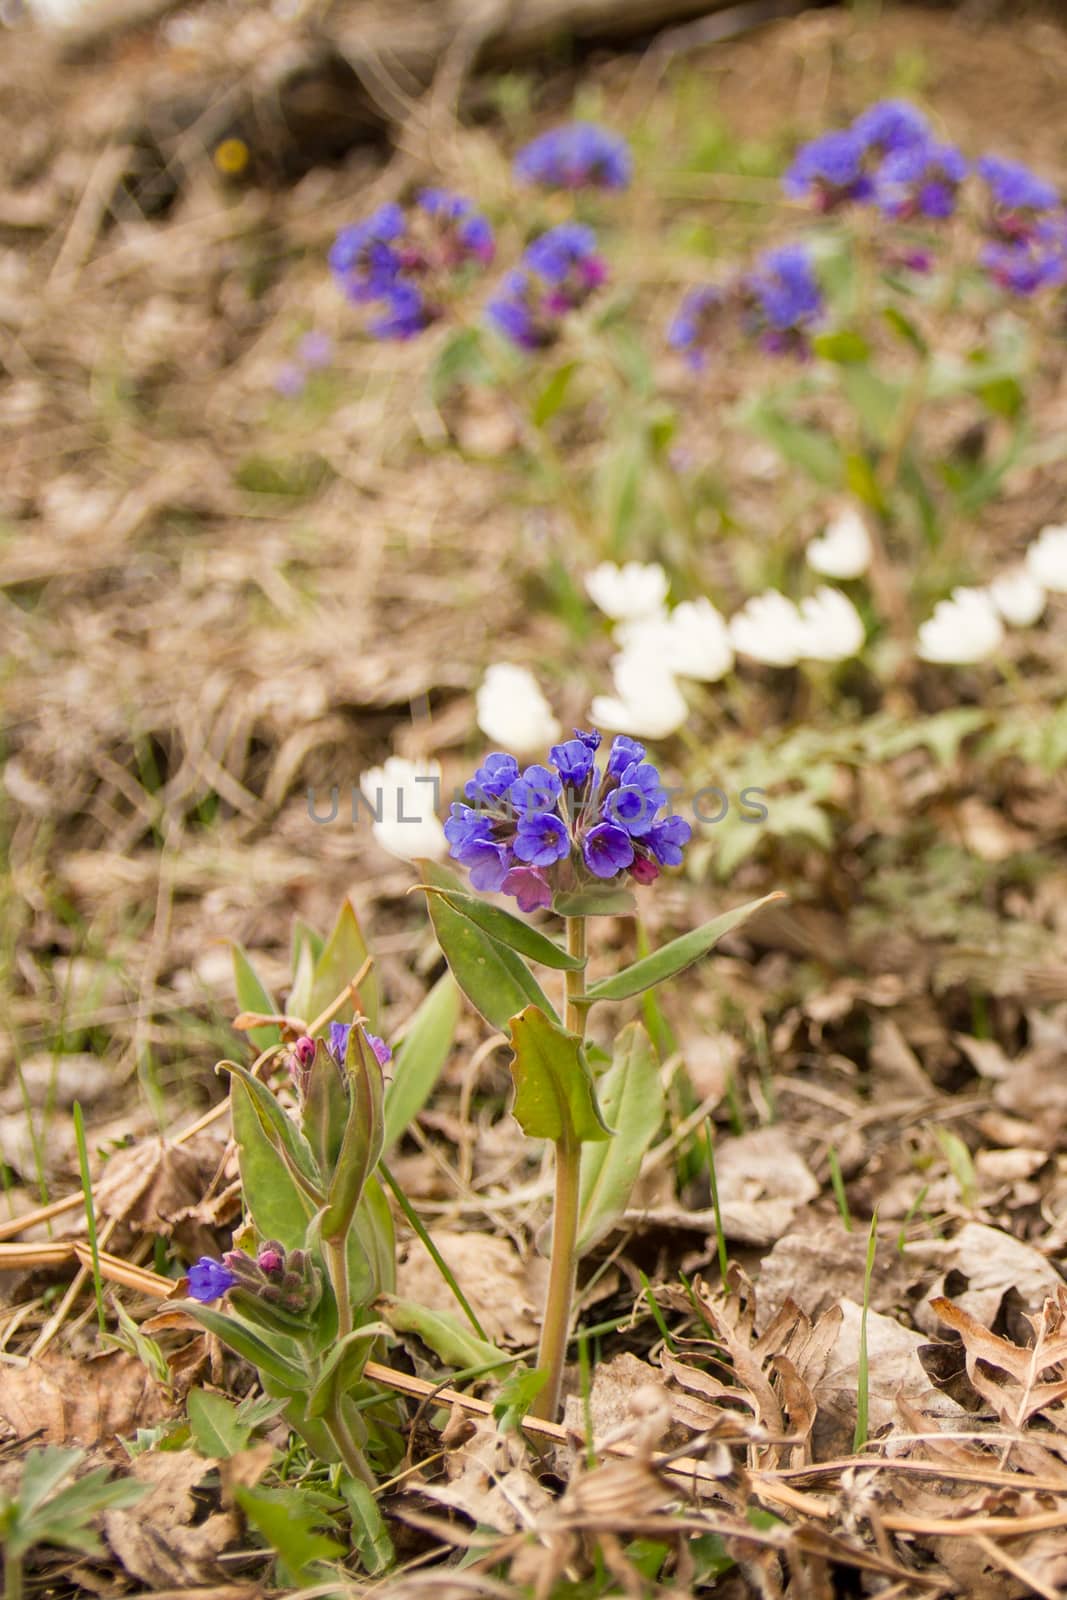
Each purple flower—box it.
[415,187,495,264]
[852,100,930,157]
[273,362,306,397]
[514,810,570,866]
[978,155,1058,237]
[467,840,512,892]
[602,763,667,837]
[187,1257,237,1303]
[297,330,333,368]
[445,803,496,853]
[510,764,563,813]
[486,278,544,350]
[630,854,660,885]
[329,203,406,302]
[783,129,873,210]
[982,234,1066,296]
[331,191,492,341]
[876,140,967,220]
[258,1248,285,1274]
[604,735,646,779]
[514,123,631,191]
[743,245,823,356]
[647,813,692,866]
[502,866,553,912]
[550,738,596,787]
[582,822,635,878]
[487,225,607,352]
[327,1021,392,1068]
[668,285,726,371]
[366,1032,392,1066]
[369,282,432,341]
[449,734,689,905]
[465,753,521,803]
[327,1020,351,1064]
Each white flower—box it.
[796,587,866,662]
[617,598,734,683]
[1025,524,1067,593]
[729,591,808,667]
[989,568,1046,628]
[585,561,669,621]
[359,757,447,861]
[476,663,561,752]
[917,588,1005,664]
[590,652,689,739]
[805,507,872,579]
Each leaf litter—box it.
[3,1,1067,1596]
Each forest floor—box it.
[3,2,1067,1595]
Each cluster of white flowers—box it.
[583,559,867,736]
[917,522,1067,665]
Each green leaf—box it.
[17,1447,83,1520]
[585,892,785,1002]
[532,360,579,427]
[553,887,637,918]
[350,1174,396,1301]
[180,1304,307,1391]
[225,1068,321,1247]
[744,400,842,487]
[305,1324,390,1418]
[383,972,460,1152]
[302,1044,349,1178]
[339,1473,395,1575]
[377,1295,515,1373]
[843,451,886,513]
[321,1025,385,1240]
[188,1389,253,1460]
[421,886,585,969]
[882,305,928,355]
[577,1024,663,1254]
[429,326,495,402]
[492,1367,548,1432]
[843,367,903,447]
[235,1485,345,1586]
[419,860,558,1030]
[306,899,379,1031]
[812,329,870,365]
[285,935,316,1027]
[507,1007,611,1145]
[230,944,280,1051]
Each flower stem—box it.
[326,1235,352,1339]
[324,1397,377,1489]
[532,915,588,1423]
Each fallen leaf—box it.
[104,1450,239,1587]
[911,1221,1064,1337]
[395,1229,538,1348]
[813,1299,965,1457]
[0,1352,170,1447]
[711,1127,819,1245]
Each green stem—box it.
[326,1236,352,1340]
[324,1399,376,1489]
[532,915,588,1423]
[5,1551,24,1600]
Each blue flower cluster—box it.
[669,243,824,368]
[742,245,824,355]
[784,99,965,221]
[487,223,607,351]
[445,732,691,911]
[514,123,631,191]
[329,190,494,340]
[187,1243,320,1311]
[784,101,1067,298]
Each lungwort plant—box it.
[425,729,780,1419]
